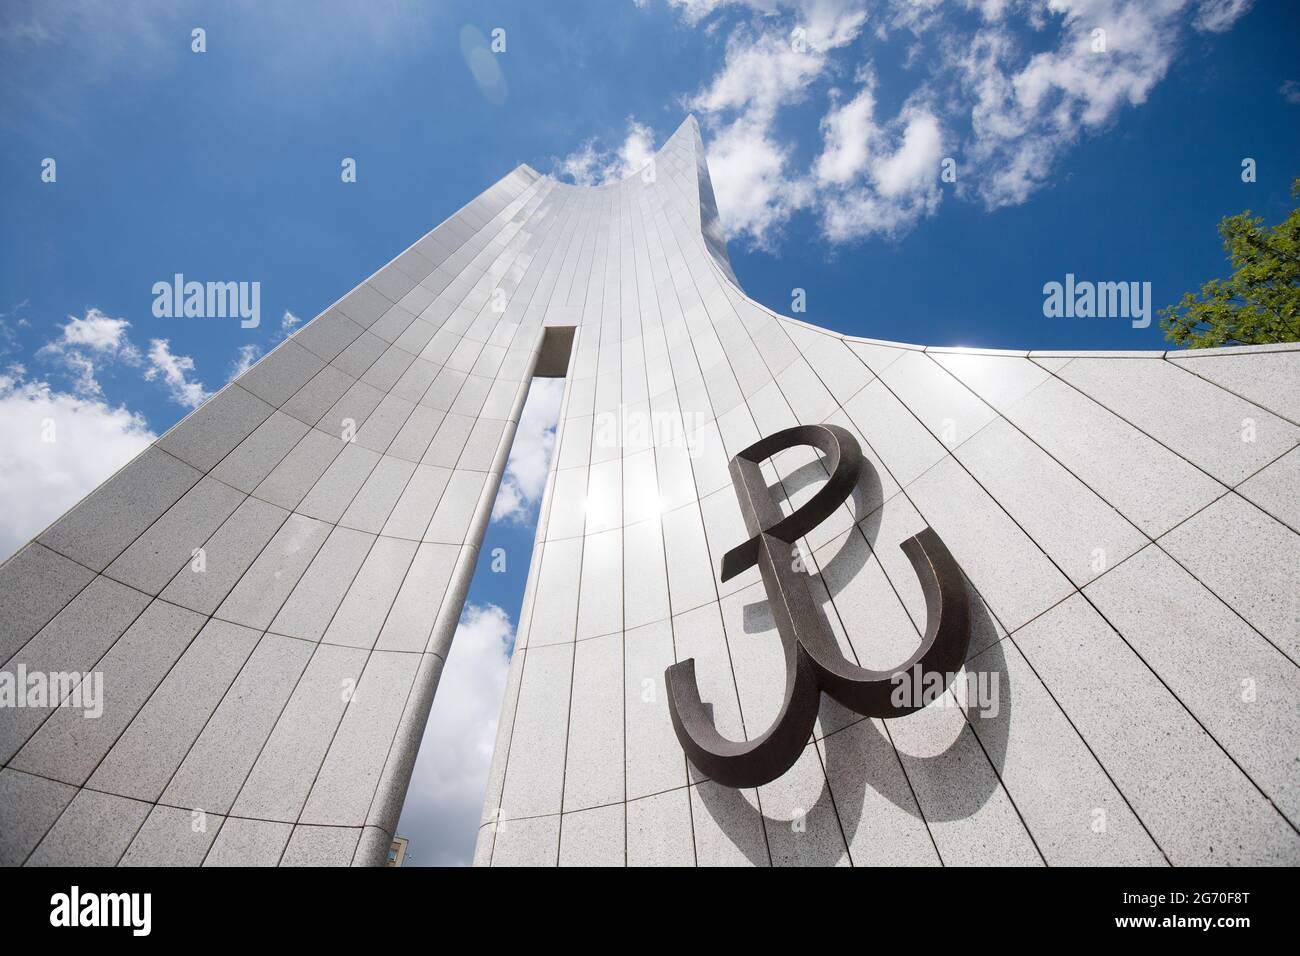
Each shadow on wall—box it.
[693,458,1012,864]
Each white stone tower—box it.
[1,118,1297,867]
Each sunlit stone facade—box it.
[1,118,1297,866]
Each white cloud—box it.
[660,0,1253,245]
[661,0,749,21]
[703,115,809,246]
[688,24,829,118]
[1280,80,1300,105]
[0,300,29,359]
[811,77,946,240]
[1192,0,1253,32]
[229,344,261,380]
[226,311,301,383]
[144,338,208,409]
[555,119,658,186]
[874,107,944,198]
[556,139,606,187]
[815,83,879,186]
[396,602,513,866]
[33,307,212,409]
[953,0,1212,209]
[681,4,869,246]
[964,0,1014,22]
[50,309,133,352]
[665,0,868,46]
[492,377,565,523]
[0,372,154,562]
[820,109,946,240]
[615,122,658,179]
[36,307,141,398]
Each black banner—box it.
[6,866,1284,943]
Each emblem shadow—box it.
[691,448,1014,862]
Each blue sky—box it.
[1,0,1297,864]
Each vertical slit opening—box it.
[394,326,574,865]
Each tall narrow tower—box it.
[2,118,1297,867]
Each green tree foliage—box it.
[1160,179,1300,348]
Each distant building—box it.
[386,837,408,868]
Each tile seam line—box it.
[630,184,712,857]
[317,520,486,842]
[482,784,693,828]
[814,345,1098,862]
[720,290,899,866]
[1026,365,1300,662]
[185,182,555,546]
[1034,362,1233,509]
[28,436,510,602]
[917,352,1300,668]
[0,553,98,671]
[18,171,541,864]
[809,729,856,866]
[782,340,998,855]
[915,352,1295,626]
[632,184,712,859]
[6,763,386,861]
[617,192,632,866]
[483,194,586,865]
[1159,352,1300,430]
[997,624,1176,865]
[88,502,325,836]
[483,196,590,861]
[10,585,160,866]
[812,572,1097,752]
[143,170,552,482]
[554,186,603,865]
[1142,486,1300,669]
[646,185,776,864]
[861,347,1300,843]
[98,501,497,621]
[170,443,442,865]
[5,763,396,831]
[489,187,590,855]
[1229,457,1300,537]
[21,607,260,862]
[329,257,561,861]
[4,537,240,712]
[115,375,373,603]
[665,195,850,861]
[964,617,1171,865]
[877,720,946,866]
[481,730,881,830]
[657,177,843,852]
[187,605,368,865]
[66,362,408,573]
[1048,361,1300,483]
[635,192,701,865]
[195,201,568,858]
[467,515,1228,772]
[266,440,491,858]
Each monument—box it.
[1,118,1296,867]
